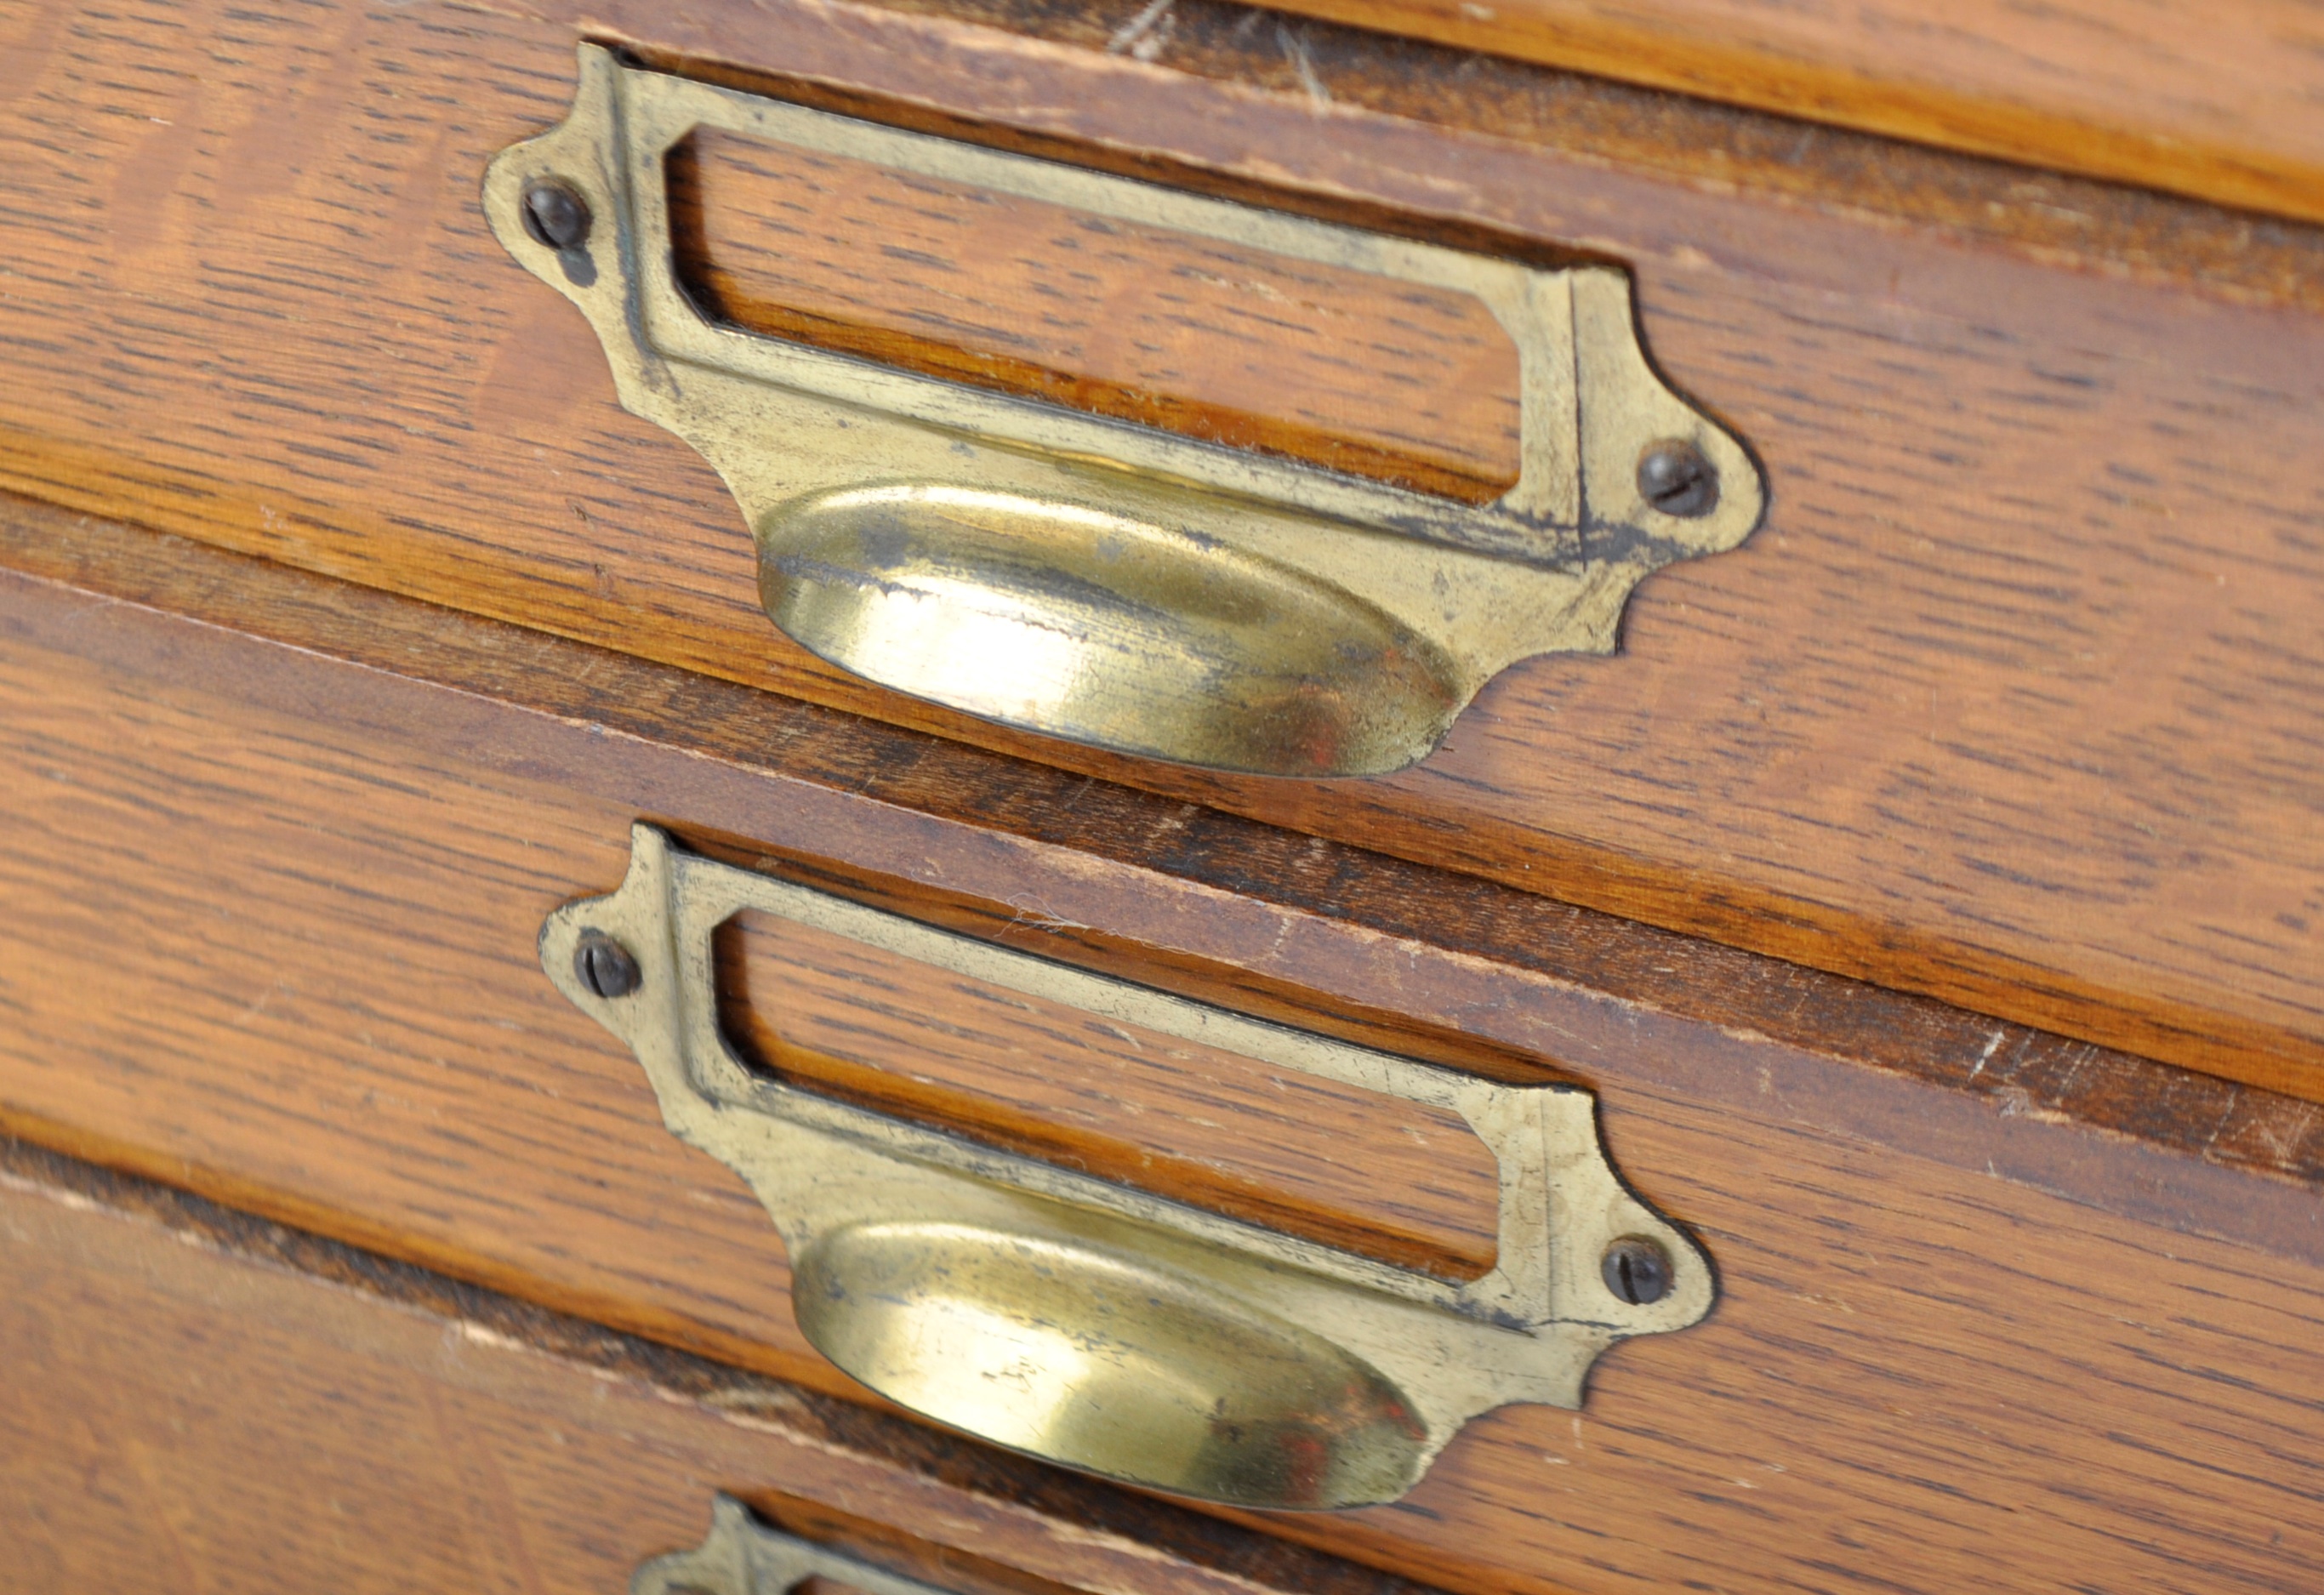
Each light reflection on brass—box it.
[545,826,1714,1510]
[485,50,1766,776]
[795,1221,1431,1507]
[760,484,1466,777]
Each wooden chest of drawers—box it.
[1,0,2319,1590]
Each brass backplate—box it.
[486,49,1765,777]
[545,826,1713,1511]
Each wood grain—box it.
[719,912,1501,1279]
[669,128,1524,501]
[13,497,2316,1216]
[0,1140,1437,1595]
[2,499,2321,1593]
[0,0,2315,1101]
[1225,0,2324,227]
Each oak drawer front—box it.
[0,1142,1421,1595]
[3,503,2321,1593]
[4,0,2320,1105]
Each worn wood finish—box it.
[0,1139,1438,1595]
[1226,0,2324,226]
[670,128,1524,501]
[3,499,2321,1594]
[0,0,2318,1101]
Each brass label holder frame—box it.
[486,48,1765,777]
[545,826,1712,1510]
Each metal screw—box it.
[574,931,641,1000]
[1637,440,1719,518]
[1601,1237,1673,1306]
[521,179,592,252]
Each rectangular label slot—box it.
[715,910,1501,1282]
[668,128,1524,504]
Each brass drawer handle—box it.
[545,826,1712,1510]
[487,50,1763,778]
[636,1497,949,1595]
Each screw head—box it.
[574,931,641,1000]
[1601,1237,1674,1306]
[1637,439,1719,519]
[521,179,592,252]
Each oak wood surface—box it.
[0,0,2317,1102]
[719,912,1502,1279]
[1224,0,2324,227]
[1,499,2321,1593]
[0,1139,1435,1595]
[670,128,1524,502]
[9,497,2314,1230]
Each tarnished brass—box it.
[485,49,1765,777]
[544,825,1714,1510]
[635,1497,952,1595]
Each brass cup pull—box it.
[545,826,1712,1510]
[636,1497,950,1595]
[486,50,1765,777]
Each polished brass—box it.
[485,49,1766,777]
[635,1496,953,1595]
[544,825,1714,1510]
